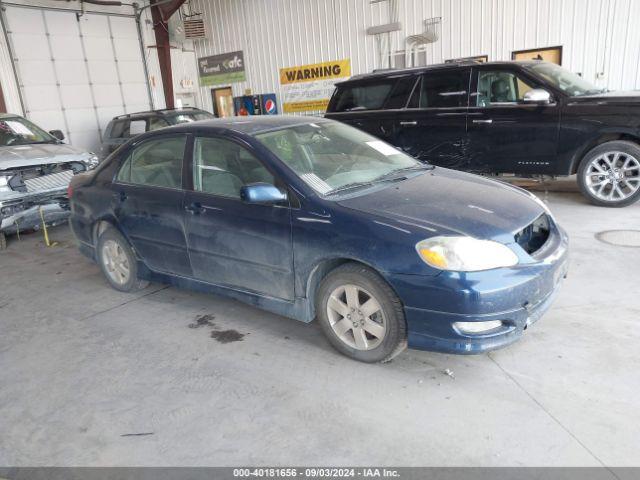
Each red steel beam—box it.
[149,0,186,109]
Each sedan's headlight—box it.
[416,236,519,272]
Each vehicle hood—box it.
[0,143,92,170]
[570,90,640,105]
[337,168,546,243]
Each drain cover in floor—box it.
[595,230,640,247]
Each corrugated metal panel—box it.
[0,13,23,114]
[190,0,640,115]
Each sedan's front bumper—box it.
[387,227,569,354]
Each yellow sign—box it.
[280,59,351,113]
[280,59,351,85]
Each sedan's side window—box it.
[116,136,186,189]
[193,137,275,199]
[476,71,535,106]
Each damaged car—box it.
[69,116,569,363]
[0,113,99,249]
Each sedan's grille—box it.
[515,214,550,254]
[23,170,74,193]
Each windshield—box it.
[527,62,605,96]
[0,117,55,146]
[167,112,214,125]
[255,121,426,195]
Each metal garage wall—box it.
[0,16,21,114]
[0,2,161,152]
[190,0,640,115]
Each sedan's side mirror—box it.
[240,183,287,204]
[49,130,65,141]
[523,89,552,105]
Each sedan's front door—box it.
[183,135,294,301]
[111,134,192,277]
[466,67,560,174]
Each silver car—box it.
[0,114,98,249]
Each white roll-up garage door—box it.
[2,5,152,153]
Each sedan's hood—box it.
[0,143,91,170]
[338,168,546,242]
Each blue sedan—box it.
[68,116,569,362]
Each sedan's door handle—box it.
[185,202,205,215]
[472,119,493,124]
[113,191,127,202]
[399,121,418,126]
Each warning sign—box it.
[279,59,351,113]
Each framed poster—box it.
[445,55,488,64]
[512,46,563,65]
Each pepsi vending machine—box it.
[233,94,278,116]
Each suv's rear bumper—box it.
[386,227,569,354]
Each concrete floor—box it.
[0,191,639,467]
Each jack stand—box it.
[39,207,58,247]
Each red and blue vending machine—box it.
[233,93,278,116]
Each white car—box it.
[0,114,98,249]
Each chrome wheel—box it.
[585,151,640,202]
[101,239,130,286]
[326,284,386,351]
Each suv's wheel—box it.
[316,263,407,363]
[97,227,149,292]
[577,141,640,207]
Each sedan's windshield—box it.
[0,117,55,147]
[527,62,605,96]
[255,122,427,195]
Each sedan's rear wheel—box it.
[577,141,640,207]
[317,263,406,363]
[97,227,149,292]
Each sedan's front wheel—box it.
[316,263,406,363]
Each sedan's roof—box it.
[167,115,330,136]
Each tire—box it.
[577,140,640,207]
[96,226,149,292]
[316,263,407,363]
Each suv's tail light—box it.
[67,184,74,198]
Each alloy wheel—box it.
[585,151,640,202]
[101,239,131,286]
[326,284,386,351]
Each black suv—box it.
[101,107,213,158]
[325,60,640,207]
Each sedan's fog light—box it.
[454,320,503,334]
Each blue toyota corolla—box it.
[69,116,569,362]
